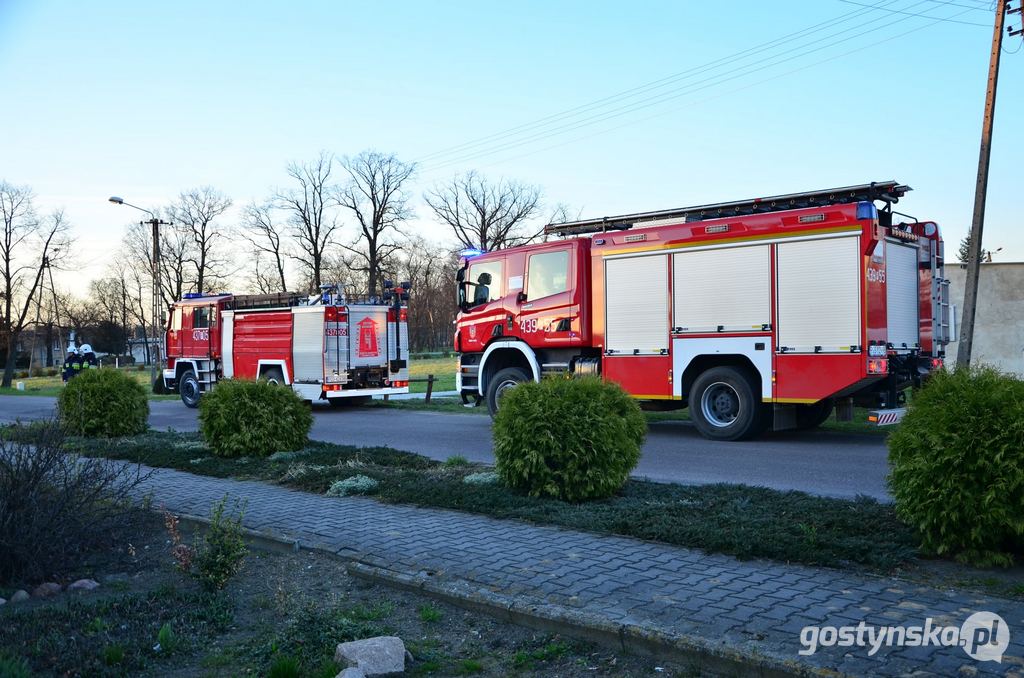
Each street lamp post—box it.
[108,196,171,388]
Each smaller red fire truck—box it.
[454,182,951,440]
[163,283,410,407]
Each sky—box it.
[1,0,1021,290]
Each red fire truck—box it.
[454,182,951,440]
[164,284,410,407]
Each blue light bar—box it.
[459,248,485,258]
[856,201,878,221]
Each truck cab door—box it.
[459,257,507,353]
[516,247,578,347]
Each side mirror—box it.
[516,291,527,304]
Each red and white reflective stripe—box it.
[868,408,906,426]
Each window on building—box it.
[526,250,569,300]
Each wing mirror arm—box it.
[516,291,527,304]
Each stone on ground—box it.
[336,668,366,678]
[68,578,100,591]
[0,597,5,606]
[32,582,62,598]
[9,590,29,603]
[334,636,406,676]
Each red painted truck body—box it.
[454,182,950,440]
[164,290,410,407]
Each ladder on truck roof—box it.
[545,181,911,237]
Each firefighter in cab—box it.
[61,346,79,383]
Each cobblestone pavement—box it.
[139,467,1023,676]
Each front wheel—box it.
[180,371,201,408]
[689,366,767,441]
[486,367,530,417]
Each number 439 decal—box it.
[518,318,538,333]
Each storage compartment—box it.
[673,244,770,332]
[776,236,861,352]
[886,240,921,350]
[604,254,669,355]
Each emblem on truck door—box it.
[357,317,380,357]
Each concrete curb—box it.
[171,510,844,678]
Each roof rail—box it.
[545,181,910,237]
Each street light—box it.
[108,196,171,388]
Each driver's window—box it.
[467,261,503,306]
[193,307,210,329]
[171,308,182,331]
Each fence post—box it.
[425,374,434,404]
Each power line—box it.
[420,1,958,173]
[414,0,905,164]
[838,0,995,24]
[424,6,978,175]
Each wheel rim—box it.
[700,381,740,428]
[182,379,199,403]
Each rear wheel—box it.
[261,368,285,386]
[689,366,767,441]
[486,367,530,417]
[795,399,834,429]
[179,371,201,408]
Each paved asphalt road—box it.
[0,395,891,500]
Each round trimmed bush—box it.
[888,365,1024,567]
[493,377,645,502]
[199,379,312,458]
[58,368,149,437]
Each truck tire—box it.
[795,399,834,429]
[486,366,530,417]
[180,371,201,409]
[689,366,767,441]
[261,368,285,386]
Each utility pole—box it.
[957,0,1009,367]
[148,217,169,386]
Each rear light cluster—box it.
[930,357,944,370]
[324,306,348,322]
[386,308,409,322]
[324,384,343,392]
[390,380,409,388]
[867,358,888,375]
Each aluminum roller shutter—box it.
[605,254,669,355]
[673,245,770,332]
[886,241,920,350]
[292,309,325,382]
[776,236,861,352]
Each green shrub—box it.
[493,377,645,502]
[888,366,1024,567]
[0,652,32,678]
[58,368,149,437]
[191,497,248,592]
[326,474,379,497]
[198,379,312,458]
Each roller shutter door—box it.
[605,255,669,355]
[673,245,770,332]
[776,236,861,352]
[886,241,920,350]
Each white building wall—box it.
[946,262,1024,377]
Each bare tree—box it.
[239,201,288,293]
[424,171,542,252]
[1,181,72,387]
[168,187,233,293]
[337,151,416,297]
[275,152,341,292]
